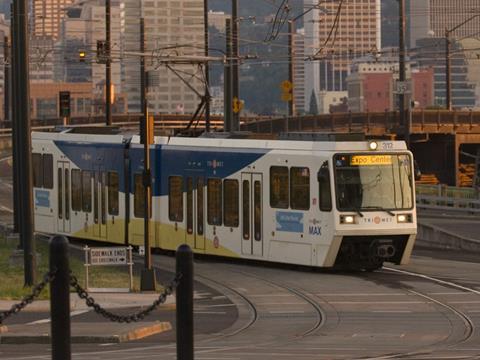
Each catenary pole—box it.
[398,0,408,146]
[15,0,36,285]
[10,4,19,236]
[231,0,239,131]
[105,0,112,125]
[204,0,210,132]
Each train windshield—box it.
[334,153,414,211]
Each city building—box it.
[32,0,75,39]
[29,82,127,119]
[208,11,229,32]
[121,0,205,114]
[292,28,306,114]
[317,0,381,92]
[409,0,480,48]
[347,56,434,112]
[413,37,476,108]
[319,91,348,114]
[30,36,56,84]
[301,0,381,113]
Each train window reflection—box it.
[32,153,43,188]
[43,154,53,189]
[207,178,222,226]
[290,167,310,210]
[334,154,414,211]
[107,171,119,216]
[254,181,261,241]
[71,169,82,211]
[169,176,183,222]
[82,171,92,212]
[318,162,332,212]
[224,179,239,227]
[134,173,145,218]
[270,166,289,209]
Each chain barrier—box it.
[70,272,182,323]
[0,269,57,325]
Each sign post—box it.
[84,246,134,292]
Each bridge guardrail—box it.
[416,184,480,214]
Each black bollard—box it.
[176,244,194,360]
[49,236,71,360]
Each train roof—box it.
[32,130,408,152]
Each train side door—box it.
[93,168,107,239]
[185,176,206,251]
[56,161,71,233]
[241,173,263,256]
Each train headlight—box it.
[368,141,378,151]
[397,214,412,223]
[340,215,356,224]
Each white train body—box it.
[32,131,417,270]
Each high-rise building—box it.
[409,0,480,47]
[293,28,306,114]
[317,0,381,92]
[33,0,75,39]
[121,0,205,114]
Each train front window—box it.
[334,154,414,211]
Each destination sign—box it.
[350,155,392,166]
[90,247,128,266]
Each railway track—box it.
[147,254,478,359]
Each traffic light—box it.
[280,80,293,102]
[79,50,86,62]
[59,91,71,118]
[96,40,108,64]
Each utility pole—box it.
[398,0,408,145]
[10,5,19,235]
[231,0,239,131]
[105,0,112,126]
[204,0,210,132]
[140,17,156,292]
[445,29,452,111]
[288,20,295,117]
[14,0,36,285]
[224,18,233,132]
[4,36,9,123]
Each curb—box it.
[0,321,172,344]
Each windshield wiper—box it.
[352,208,364,217]
[361,206,395,216]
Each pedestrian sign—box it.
[233,97,244,114]
[281,93,293,102]
[281,80,293,91]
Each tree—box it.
[309,90,318,115]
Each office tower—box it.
[33,0,75,39]
[317,0,381,92]
[410,0,480,47]
[121,0,205,114]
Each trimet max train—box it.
[32,130,417,271]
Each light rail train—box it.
[32,130,417,270]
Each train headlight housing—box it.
[340,215,356,224]
[368,141,379,151]
[397,214,412,223]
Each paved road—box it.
[1,250,479,360]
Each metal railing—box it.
[416,184,480,214]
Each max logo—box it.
[309,226,321,236]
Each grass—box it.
[0,237,142,300]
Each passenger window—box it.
[169,176,183,222]
[71,169,82,211]
[107,171,119,215]
[207,178,222,226]
[318,161,332,212]
[290,167,310,210]
[270,166,289,208]
[82,170,92,212]
[223,179,239,227]
[134,173,145,218]
[43,154,53,189]
[32,153,43,188]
